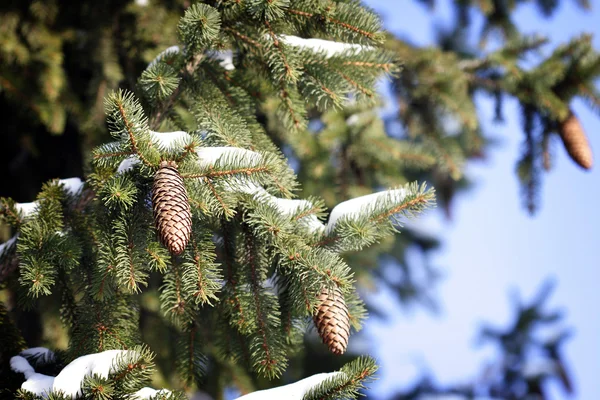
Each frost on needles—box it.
[0,1,433,398]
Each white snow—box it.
[266,197,325,233]
[207,50,235,70]
[133,387,172,399]
[149,130,191,149]
[116,130,193,173]
[0,235,17,257]
[269,197,312,216]
[11,356,35,378]
[11,355,55,397]
[280,35,369,58]
[22,373,55,398]
[326,188,408,233]
[58,178,84,196]
[15,201,39,217]
[20,347,55,363]
[235,372,343,400]
[13,347,347,400]
[11,178,83,218]
[346,114,360,126]
[302,215,326,233]
[148,46,181,69]
[196,147,262,169]
[117,156,140,173]
[52,349,132,397]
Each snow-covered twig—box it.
[11,347,341,400]
[326,188,408,233]
[11,348,142,398]
[235,372,343,400]
[279,34,370,57]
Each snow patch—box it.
[58,178,84,196]
[280,35,369,58]
[0,235,18,257]
[149,130,191,149]
[196,147,262,168]
[21,347,55,364]
[11,356,35,378]
[235,372,344,400]
[52,349,132,397]
[207,50,235,70]
[133,387,172,399]
[117,156,140,174]
[326,188,408,233]
[15,201,39,217]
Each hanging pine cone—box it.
[313,286,350,355]
[558,111,593,170]
[152,161,192,255]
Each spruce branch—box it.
[302,356,378,400]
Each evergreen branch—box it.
[149,54,203,130]
[265,20,294,81]
[204,178,233,217]
[370,192,433,223]
[278,83,303,129]
[243,225,275,374]
[302,356,378,400]
[341,60,394,71]
[117,102,154,168]
[337,72,375,98]
[223,26,263,49]
[182,166,270,179]
[286,9,378,42]
[221,220,249,333]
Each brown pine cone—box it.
[558,111,593,170]
[313,286,350,355]
[152,161,192,255]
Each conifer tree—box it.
[1,0,598,399]
[0,1,434,398]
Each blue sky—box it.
[361,1,600,399]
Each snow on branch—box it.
[11,348,141,398]
[279,35,371,57]
[195,146,262,169]
[133,387,173,399]
[10,178,84,220]
[235,372,343,400]
[11,347,342,400]
[0,235,17,258]
[255,193,325,233]
[326,188,408,233]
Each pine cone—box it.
[558,111,593,170]
[152,161,192,255]
[313,286,350,355]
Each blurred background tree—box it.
[1,0,598,399]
